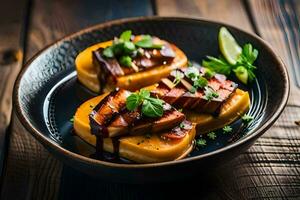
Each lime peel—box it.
[218,27,242,65]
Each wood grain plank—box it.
[156,0,253,32]
[25,0,153,60]
[247,0,300,100]
[0,0,28,175]
[1,0,153,199]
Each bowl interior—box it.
[17,17,288,165]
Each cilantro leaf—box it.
[126,93,141,111]
[235,44,258,82]
[126,89,164,118]
[184,66,200,81]
[102,46,114,58]
[139,89,150,99]
[120,30,132,42]
[142,98,164,118]
[203,87,219,101]
[201,29,259,85]
[204,68,215,79]
[170,70,184,85]
[240,43,258,64]
[189,86,197,94]
[134,35,162,49]
[123,41,136,54]
[179,122,185,129]
[135,35,152,47]
[193,76,208,89]
[202,56,232,75]
[119,55,132,67]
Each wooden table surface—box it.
[0,0,299,199]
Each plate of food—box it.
[14,17,289,182]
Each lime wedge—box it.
[218,27,242,65]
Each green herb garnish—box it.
[189,86,197,94]
[126,89,164,118]
[142,98,164,118]
[207,132,217,140]
[204,68,215,79]
[119,55,132,67]
[134,35,163,49]
[120,30,132,42]
[102,46,114,58]
[223,125,233,134]
[179,122,185,129]
[185,66,209,93]
[123,41,136,54]
[202,56,232,75]
[202,44,258,84]
[70,116,74,123]
[202,28,258,84]
[196,138,207,147]
[184,66,200,81]
[203,86,219,101]
[193,76,208,89]
[170,70,184,85]
[241,114,254,124]
[236,44,258,82]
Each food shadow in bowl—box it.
[43,68,267,164]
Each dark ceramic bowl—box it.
[14,17,289,183]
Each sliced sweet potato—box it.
[73,94,195,163]
[185,88,250,134]
[75,39,187,93]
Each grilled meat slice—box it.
[151,69,237,114]
[89,89,185,138]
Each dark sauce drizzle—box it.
[89,89,119,159]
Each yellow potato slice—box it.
[75,40,187,93]
[185,89,250,134]
[73,88,250,163]
[74,94,195,163]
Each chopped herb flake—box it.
[185,66,200,81]
[223,125,233,134]
[170,70,184,85]
[179,122,185,129]
[207,132,217,140]
[203,87,219,101]
[196,138,207,147]
[242,114,253,124]
[193,76,208,89]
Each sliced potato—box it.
[75,39,187,93]
[185,89,250,134]
[73,88,250,163]
[74,94,195,163]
